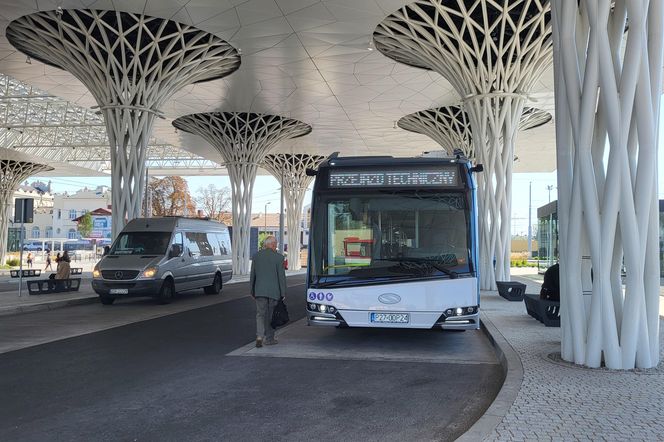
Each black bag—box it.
[271,299,290,329]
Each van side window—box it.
[185,232,200,256]
[185,232,214,257]
[171,232,183,256]
[212,232,227,255]
[221,231,231,256]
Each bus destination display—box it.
[328,168,458,188]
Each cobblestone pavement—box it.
[482,276,664,441]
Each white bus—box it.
[306,155,482,330]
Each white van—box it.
[92,217,232,305]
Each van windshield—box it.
[109,232,171,256]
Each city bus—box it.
[306,155,482,330]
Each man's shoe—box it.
[264,338,278,346]
[255,337,263,348]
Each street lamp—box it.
[264,201,271,234]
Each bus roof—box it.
[319,155,471,169]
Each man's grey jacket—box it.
[250,248,287,300]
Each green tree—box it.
[77,212,93,238]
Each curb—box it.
[456,312,524,441]
[0,295,99,317]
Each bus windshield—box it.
[310,192,472,286]
[109,231,171,256]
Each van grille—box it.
[101,270,140,280]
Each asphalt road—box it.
[0,275,503,441]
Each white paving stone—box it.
[482,275,664,441]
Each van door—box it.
[168,232,189,291]
[184,231,211,290]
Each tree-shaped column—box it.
[7,9,240,237]
[0,158,53,264]
[172,113,311,275]
[262,154,325,270]
[399,106,552,158]
[375,1,553,290]
[551,0,663,369]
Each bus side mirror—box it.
[169,244,182,259]
[305,168,317,177]
[470,164,484,173]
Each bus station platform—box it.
[461,270,664,441]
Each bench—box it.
[523,293,560,327]
[496,281,526,301]
[9,269,41,278]
[70,267,83,275]
[26,278,82,295]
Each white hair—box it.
[264,236,277,247]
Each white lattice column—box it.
[375,1,553,290]
[398,106,473,157]
[263,154,325,270]
[173,113,312,275]
[0,159,53,264]
[7,9,240,237]
[399,105,552,160]
[551,0,663,369]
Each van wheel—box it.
[158,278,175,304]
[204,273,222,295]
[100,296,115,305]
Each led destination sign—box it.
[328,168,459,188]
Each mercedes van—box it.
[92,217,232,305]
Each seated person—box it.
[540,263,560,301]
[55,251,71,280]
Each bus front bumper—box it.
[306,310,480,330]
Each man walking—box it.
[250,235,286,348]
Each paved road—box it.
[0,275,503,441]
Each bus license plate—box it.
[110,288,128,295]
[371,313,409,323]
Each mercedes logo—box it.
[115,271,123,280]
[378,293,401,304]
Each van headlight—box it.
[141,267,158,278]
[93,268,101,278]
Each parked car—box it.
[22,243,43,251]
[92,217,232,305]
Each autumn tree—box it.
[196,184,232,222]
[148,176,196,217]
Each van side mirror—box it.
[169,244,182,259]
[470,164,484,173]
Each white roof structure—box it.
[0,1,557,173]
[0,73,225,176]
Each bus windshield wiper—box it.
[377,258,459,279]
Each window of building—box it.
[68,228,77,239]
[69,209,77,220]
[58,209,61,220]
[46,226,53,238]
[32,226,40,238]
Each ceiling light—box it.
[25,56,31,64]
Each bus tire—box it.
[99,296,115,305]
[204,273,222,295]
[158,278,175,304]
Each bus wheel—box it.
[204,273,222,295]
[99,296,115,305]
[158,278,175,304]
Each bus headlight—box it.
[455,308,463,315]
[319,305,327,313]
[141,267,158,278]
[93,268,101,278]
